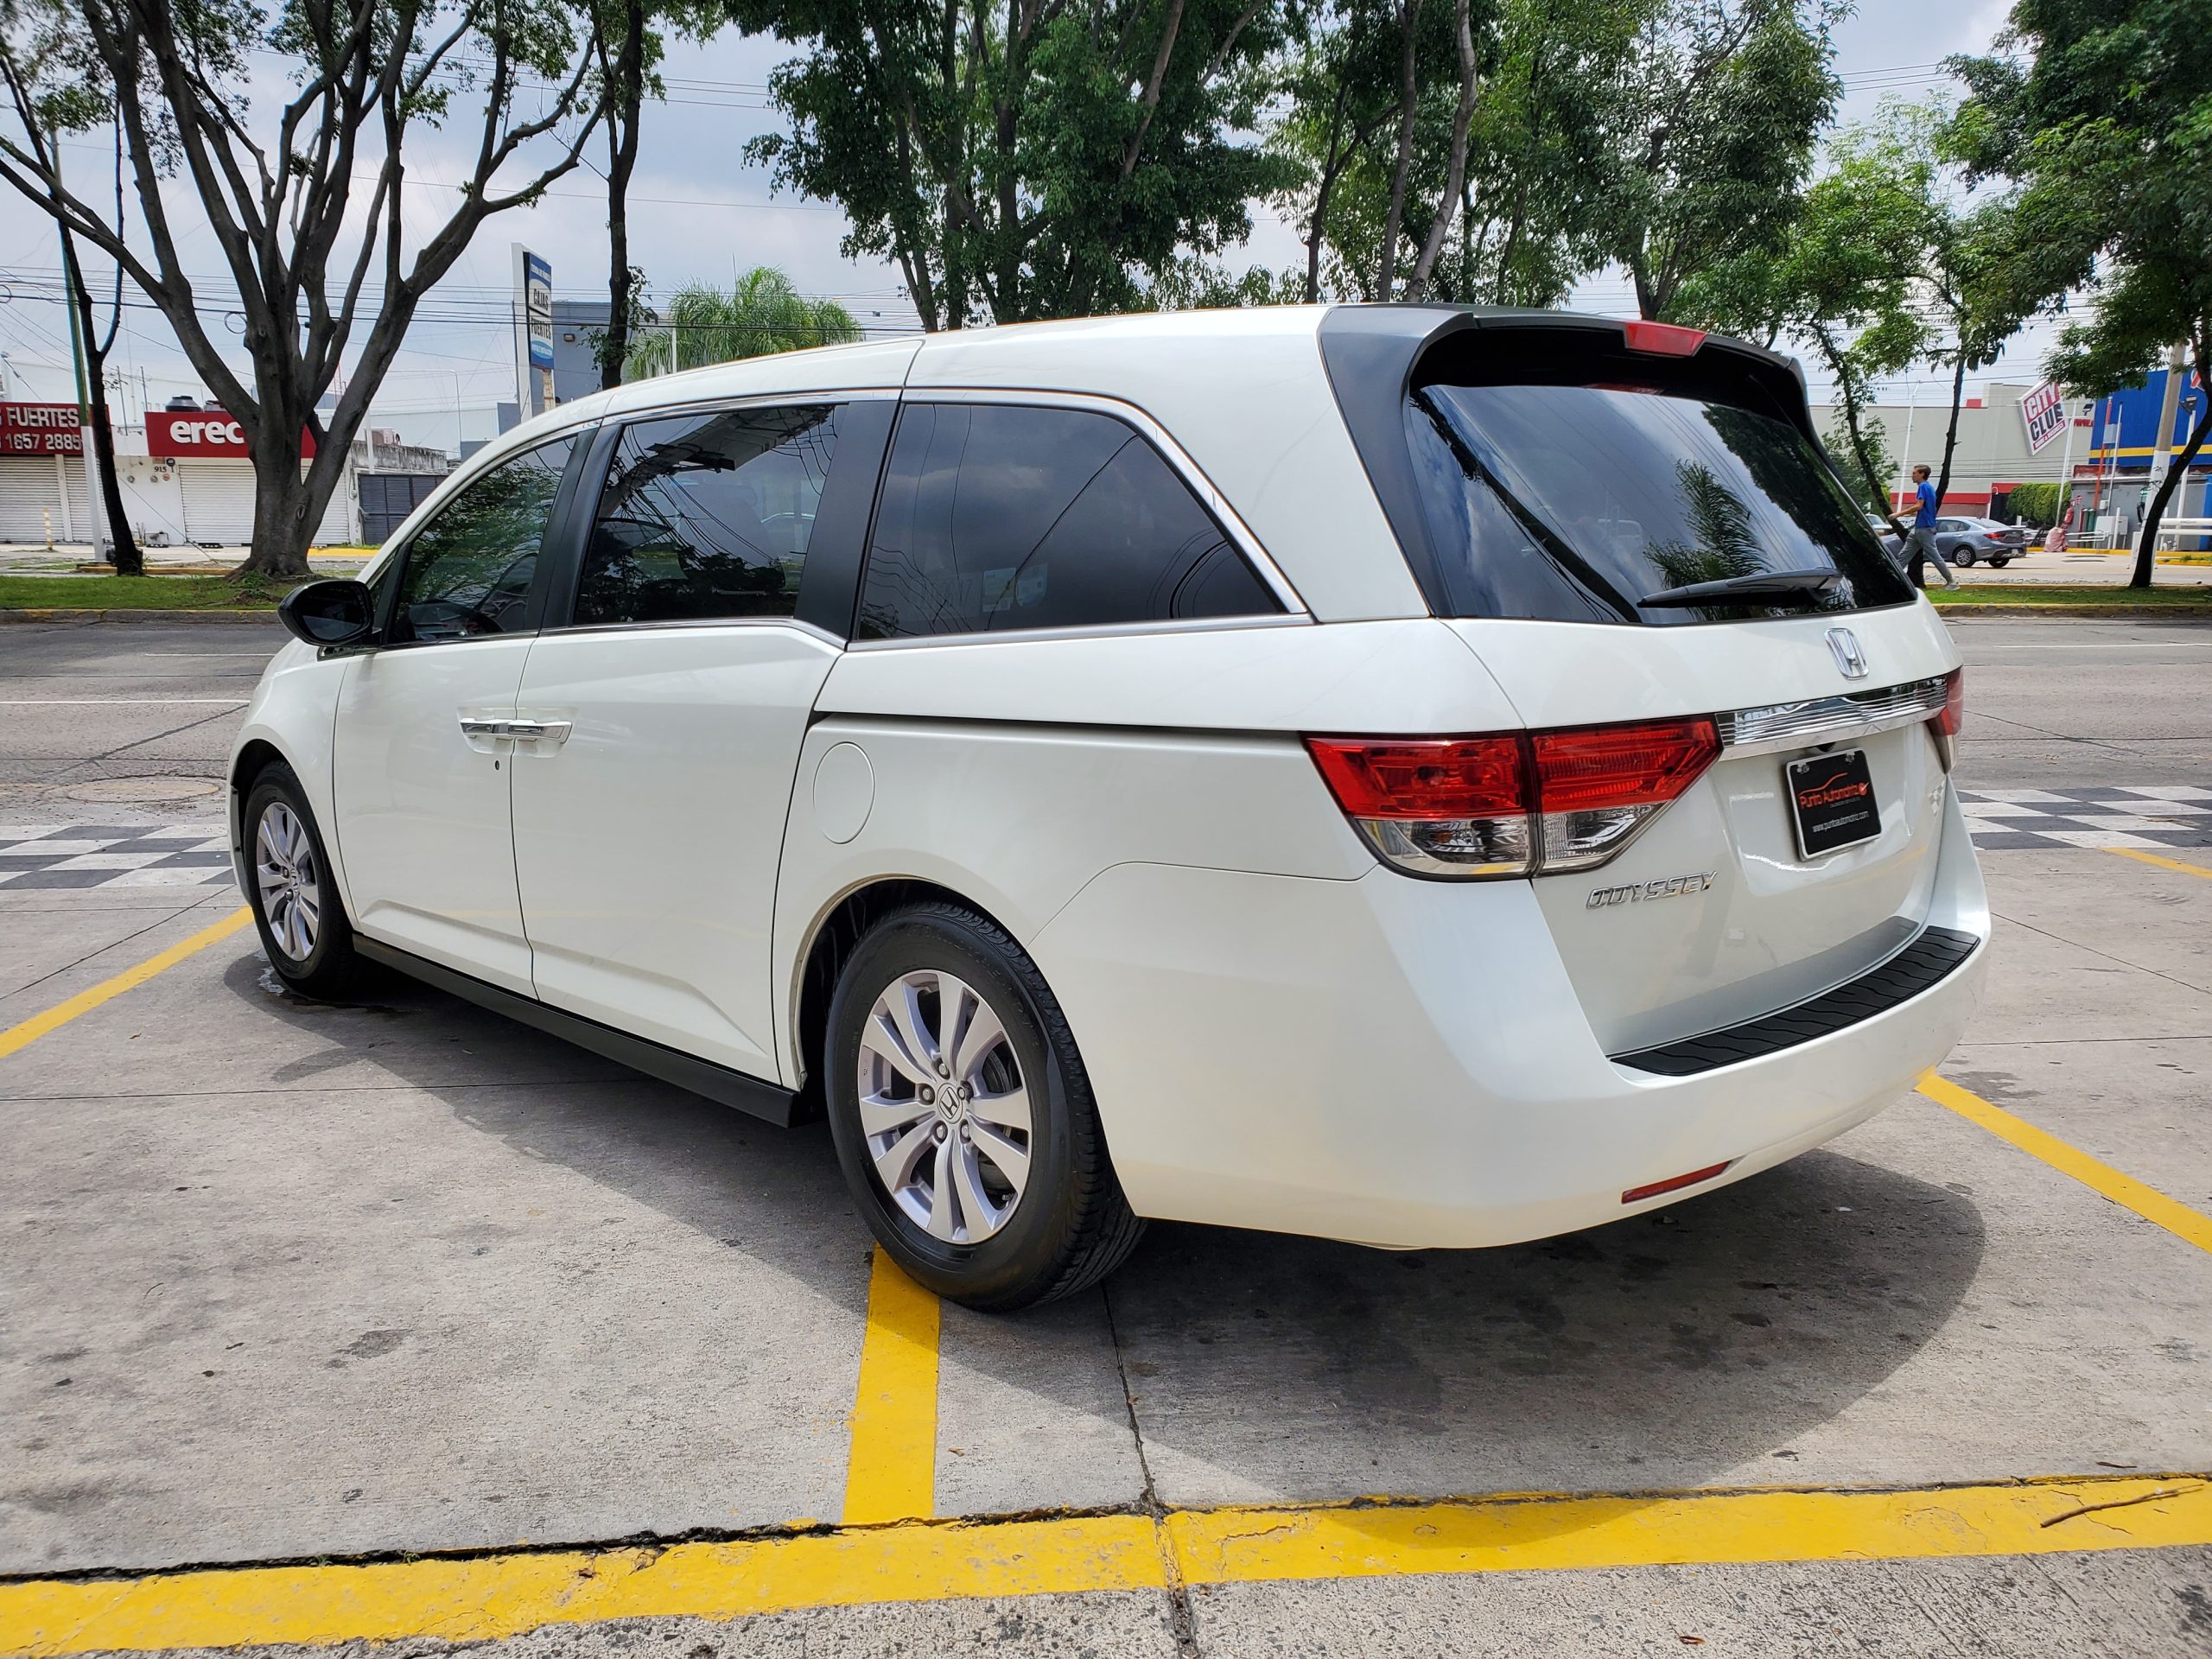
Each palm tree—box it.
[626,268,864,377]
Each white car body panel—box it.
[330,638,537,994]
[511,623,841,1075]
[228,639,353,909]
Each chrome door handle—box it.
[458,716,509,740]
[504,719,571,745]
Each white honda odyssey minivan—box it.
[234,306,1986,1309]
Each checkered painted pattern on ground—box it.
[3,792,2207,895]
[1956,786,2212,852]
[0,824,234,890]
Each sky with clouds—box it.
[0,0,2031,453]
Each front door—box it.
[332,434,579,995]
[510,402,866,1077]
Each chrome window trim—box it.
[1717,675,1950,757]
[600,385,903,423]
[842,611,1313,652]
[893,385,1312,618]
[542,614,846,650]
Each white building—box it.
[0,400,447,549]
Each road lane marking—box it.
[1921,1073,2212,1255]
[3,1476,2205,1655]
[841,1244,941,1524]
[2106,847,2212,880]
[0,906,251,1060]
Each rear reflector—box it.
[1622,320,1707,357]
[1622,1160,1733,1205]
[1306,717,1719,879]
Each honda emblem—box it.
[1826,626,1869,679]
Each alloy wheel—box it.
[855,969,1032,1243]
[254,801,321,963]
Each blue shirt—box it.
[1914,480,1938,529]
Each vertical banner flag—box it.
[2020,382,2066,454]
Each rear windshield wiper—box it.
[1639,569,1840,608]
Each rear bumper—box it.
[1035,783,1987,1249]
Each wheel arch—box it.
[788,876,1029,1121]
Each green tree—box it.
[1951,0,2212,586]
[734,0,1294,329]
[0,0,606,580]
[624,268,863,375]
[1268,0,1632,304]
[1599,0,1840,324]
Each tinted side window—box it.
[575,404,837,626]
[856,403,1279,640]
[391,437,573,643]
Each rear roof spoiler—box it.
[1315,305,1821,618]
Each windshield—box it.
[1405,382,1915,625]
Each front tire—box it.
[823,902,1143,1311]
[1953,549,1976,568]
[241,763,360,999]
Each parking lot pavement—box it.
[2,615,2210,1656]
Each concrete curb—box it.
[0,607,278,624]
[1933,604,2212,619]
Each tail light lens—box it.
[1928,667,1964,772]
[1931,668,1965,737]
[1306,717,1719,880]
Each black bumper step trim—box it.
[1611,925,1981,1078]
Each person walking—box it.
[1904,465,1959,590]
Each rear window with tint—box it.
[1405,381,1915,625]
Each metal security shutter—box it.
[64,458,101,543]
[179,461,257,544]
[0,457,66,542]
[309,473,352,546]
[358,473,443,543]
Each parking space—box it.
[2,616,2209,1655]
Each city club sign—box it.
[147,409,315,458]
[1,401,88,454]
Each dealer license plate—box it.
[1785,748,1880,859]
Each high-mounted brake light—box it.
[1621,320,1707,358]
[1305,716,1720,880]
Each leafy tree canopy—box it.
[624,266,864,375]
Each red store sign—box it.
[147,408,315,458]
[1,402,87,455]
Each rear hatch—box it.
[1319,309,1962,1054]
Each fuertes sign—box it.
[148,410,315,458]
[1,402,87,454]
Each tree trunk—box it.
[58,228,141,575]
[1933,354,1967,505]
[1408,0,1477,301]
[1376,0,1422,301]
[2133,342,2212,588]
[82,359,138,576]
[599,2,646,391]
[239,415,326,582]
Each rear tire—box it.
[1988,556,2011,569]
[241,763,360,999]
[823,902,1143,1312]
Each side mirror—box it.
[279,578,376,648]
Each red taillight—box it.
[1305,718,1720,880]
[1532,719,1720,811]
[1304,736,1525,819]
[1932,667,1964,737]
[1622,320,1707,357]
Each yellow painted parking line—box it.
[841,1244,941,1524]
[3,1476,2205,1656]
[1922,1074,2212,1256]
[0,906,251,1061]
[2105,846,2212,880]
[1166,1474,2212,1586]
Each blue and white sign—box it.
[524,253,555,371]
